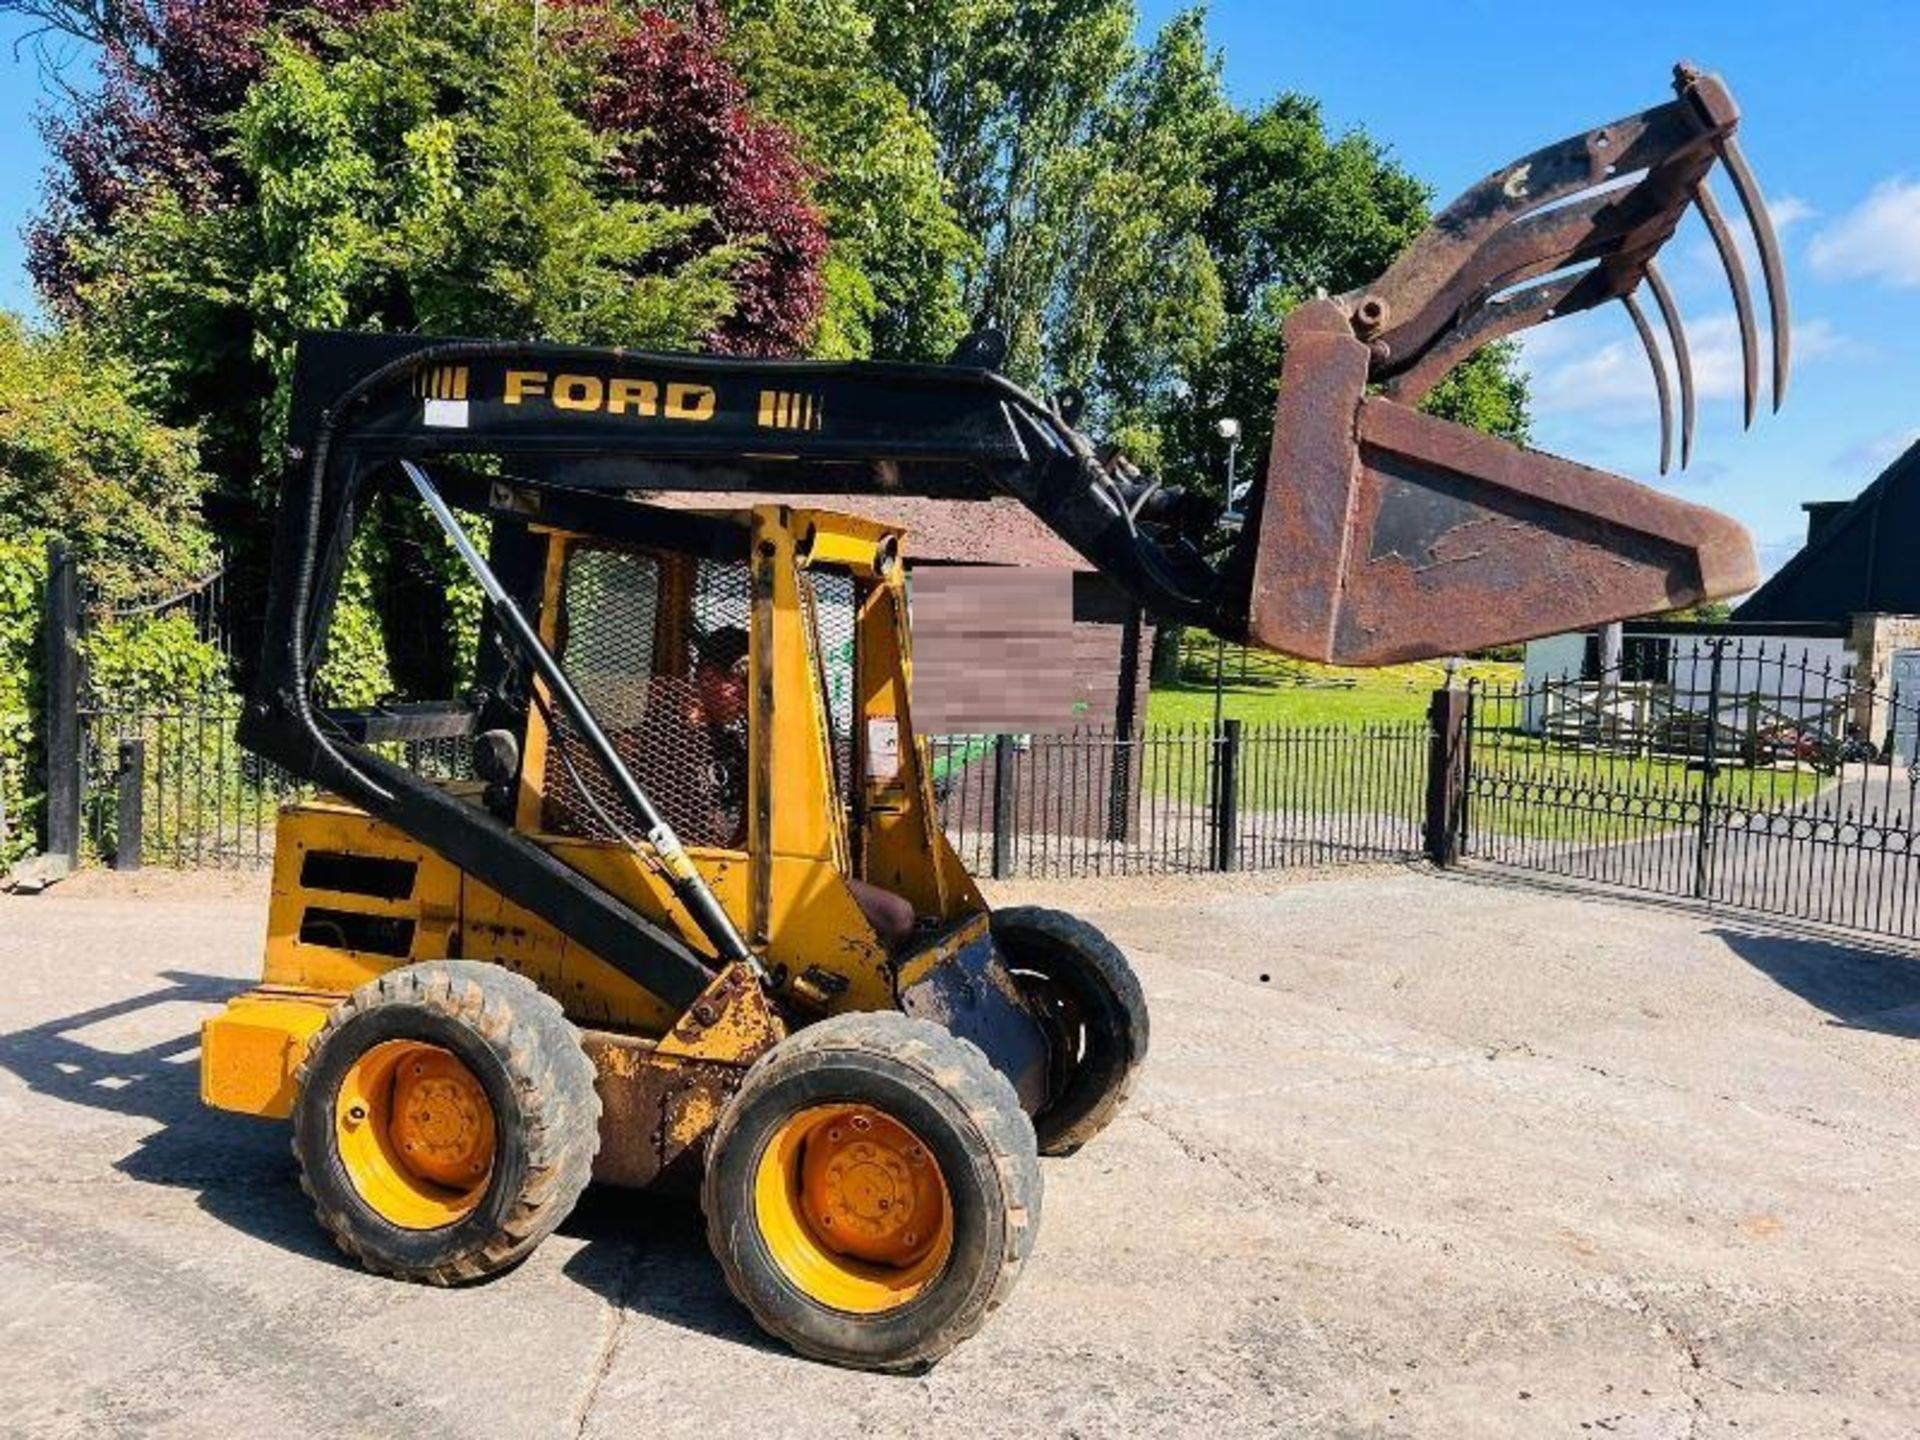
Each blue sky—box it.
[1134,0,1920,577]
[4,2,1919,576]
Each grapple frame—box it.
[1238,62,1789,663]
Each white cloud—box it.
[1809,178,1920,288]
[1521,310,1840,417]
[1834,427,1920,476]
[1768,195,1818,232]
[1521,329,1651,414]
[1683,192,1815,283]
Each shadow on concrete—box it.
[0,969,780,1351]
[0,969,352,1267]
[1432,862,1920,956]
[1431,861,1920,1037]
[1710,927,1920,1039]
[559,1188,785,1357]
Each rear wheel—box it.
[291,961,600,1285]
[992,906,1148,1155]
[702,1012,1040,1371]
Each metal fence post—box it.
[991,733,1014,879]
[1213,718,1242,871]
[1693,638,1726,900]
[1424,685,1469,866]
[1107,607,1142,842]
[43,539,83,871]
[115,738,145,871]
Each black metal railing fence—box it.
[1463,640,1920,940]
[66,680,1428,877]
[928,718,1427,879]
[26,537,1920,946]
[80,698,475,870]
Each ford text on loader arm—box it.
[201,63,1786,1370]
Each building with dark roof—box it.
[1736,439,1920,626]
[1734,439,1920,748]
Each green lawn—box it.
[1461,730,1829,843]
[1145,644,1521,728]
[1134,646,1833,843]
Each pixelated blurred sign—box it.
[866,716,901,781]
[910,567,1078,735]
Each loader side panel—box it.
[261,801,678,1033]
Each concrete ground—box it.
[4,865,1920,1438]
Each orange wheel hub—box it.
[754,1105,954,1314]
[798,1109,945,1266]
[335,1040,496,1230]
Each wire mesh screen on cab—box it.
[542,544,754,849]
[802,568,857,807]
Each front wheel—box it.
[291,961,601,1285]
[993,906,1148,1155]
[702,1012,1041,1371]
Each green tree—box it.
[0,535,45,868]
[848,0,1229,449]
[1047,10,1228,453]
[56,0,801,702]
[0,314,215,596]
[1162,91,1529,499]
[0,313,224,864]
[81,0,746,474]
[725,0,972,360]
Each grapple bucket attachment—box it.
[1240,63,1785,665]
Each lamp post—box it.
[1213,417,1242,731]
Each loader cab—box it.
[504,505,982,994]
[256,490,983,1033]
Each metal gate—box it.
[1893,650,1920,765]
[1462,640,1920,939]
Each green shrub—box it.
[0,536,47,867]
[84,612,227,711]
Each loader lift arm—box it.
[249,61,1790,812]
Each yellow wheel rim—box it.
[753,1104,954,1315]
[335,1040,496,1230]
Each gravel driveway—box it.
[3,864,1919,1437]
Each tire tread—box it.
[703,1012,1041,1371]
[291,961,600,1286]
[992,905,1148,1155]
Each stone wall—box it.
[1846,612,1920,742]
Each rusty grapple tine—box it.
[1644,261,1696,469]
[1692,178,1761,427]
[1380,267,1611,404]
[1234,64,1782,667]
[1623,290,1675,476]
[1717,133,1792,410]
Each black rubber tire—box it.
[291,960,601,1285]
[702,1012,1042,1371]
[992,905,1148,1156]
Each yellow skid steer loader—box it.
[200,65,1787,1369]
